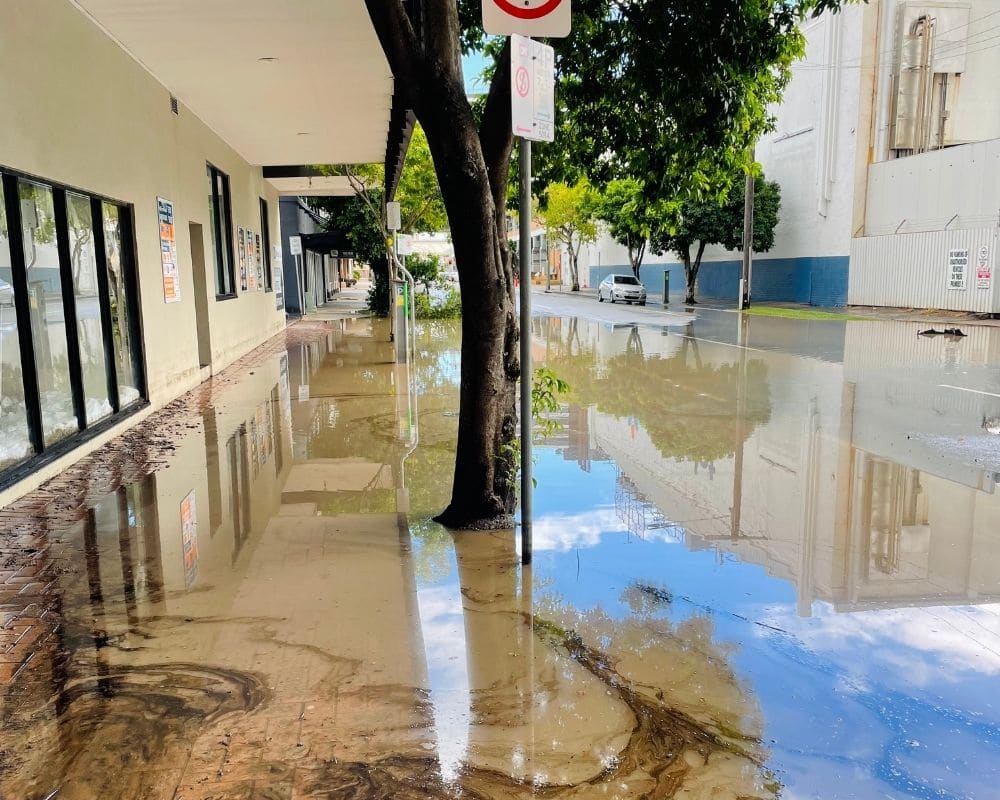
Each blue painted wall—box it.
[589,255,849,307]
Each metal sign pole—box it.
[519,135,533,565]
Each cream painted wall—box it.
[0,0,287,503]
[1,0,285,400]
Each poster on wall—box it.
[948,248,968,290]
[157,197,181,303]
[255,233,264,290]
[180,490,198,588]
[977,245,992,289]
[238,226,248,292]
[274,245,284,309]
[247,230,258,291]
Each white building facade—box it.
[580,0,1000,311]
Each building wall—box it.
[581,9,864,307]
[0,0,286,503]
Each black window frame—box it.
[207,163,236,300]
[0,163,148,490]
[259,197,273,292]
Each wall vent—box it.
[170,95,179,115]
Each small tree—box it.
[542,179,598,292]
[596,179,673,280]
[654,175,781,304]
[407,253,442,293]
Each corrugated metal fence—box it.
[849,227,1000,312]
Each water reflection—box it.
[2,312,1000,799]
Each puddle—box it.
[1,313,999,799]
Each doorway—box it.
[189,222,213,369]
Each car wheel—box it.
[610,295,616,303]
[639,301,646,306]
[598,291,604,302]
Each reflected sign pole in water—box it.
[519,136,533,563]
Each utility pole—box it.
[739,165,755,310]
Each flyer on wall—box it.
[157,197,181,303]
[247,229,257,291]
[238,226,248,292]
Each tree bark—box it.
[365,0,519,528]
[684,240,706,304]
[569,243,580,292]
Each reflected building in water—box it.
[540,317,1000,616]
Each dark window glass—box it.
[66,192,112,423]
[19,180,79,445]
[102,203,142,406]
[207,164,235,297]
[259,198,272,291]
[0,179,34,467]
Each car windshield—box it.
[614,276,639,285]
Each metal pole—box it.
[519,137,533,565]
[739,166,755,310]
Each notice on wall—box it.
[255,233,264,291]
[238,226,248,292]
[180,490,198,588]
[157,197,181,303]
[273,245,284,309]
[948,248,968,290]
[245,228,257,291]
[977,245,992,289]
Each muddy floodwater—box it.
[2,310,999,799]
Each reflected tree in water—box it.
[546,324,771,463]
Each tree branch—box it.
[480,38,514,216]
[363,0,423,98]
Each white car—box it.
[598,274,647,305]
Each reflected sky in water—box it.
[2,310,1000,800]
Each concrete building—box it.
[582,0,1000,311]
[0,0,411,503]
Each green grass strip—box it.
[744,305,867,321]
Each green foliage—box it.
[406,253,442,293]
[501,367,571,492]
[595,179,675,277]
[542,179,599,290]
[414,286,462,319]
[309,123,447,316]
[651,174,781,301]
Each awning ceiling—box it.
[71,0,394,173]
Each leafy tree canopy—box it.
[541,178,599,291]
[652,175,781,302]
[594,178,675,278]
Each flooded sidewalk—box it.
[1,310,999,799]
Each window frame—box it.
[207,163,237,300]
[0,163,148,489]
[259,197,273,292]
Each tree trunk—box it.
[365,0,518,529]
[569,250,580,292]
[685,240,707,304]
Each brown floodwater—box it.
[2,310,999,799]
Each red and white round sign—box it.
[482,0,570,36]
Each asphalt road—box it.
[529,288,706,328]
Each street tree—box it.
[653,176,781,304]
[595,178,673,280]
[406,252,442,293]
[542,178,598,291]
[363,0,836,529]
[310,124,446,314]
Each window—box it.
[207,164,235,298]
[0,180,34,468]
[259,198,273,291]
[0,167,146,486]
[102,203,143,406]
